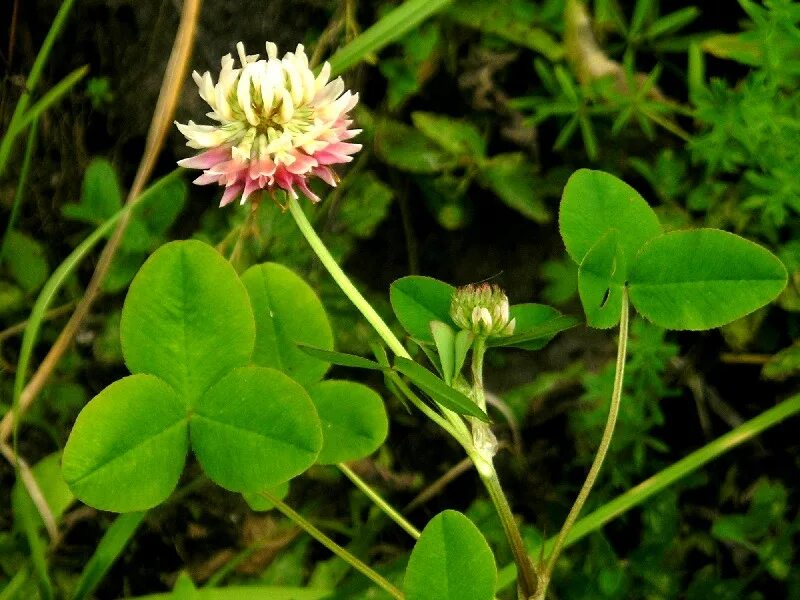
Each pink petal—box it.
[286,152,318,175]
[177,146,231,169]
[219,182,244,207]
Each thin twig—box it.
[0,444,58,541]
[404,456,473,512]
[0,0,201,444]
[0,303,74,343]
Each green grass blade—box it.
[70,512,146,600]
[0,0,77,176]
[0,564,31,600]
[0,119,38,262]
[4,66,88,146]
[8,169,182,449]
[496,392,800,591]
[328,0,451,76]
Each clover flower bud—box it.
[450,283,516,337]
[175,41,362,207]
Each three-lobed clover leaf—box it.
[63,241,328,512]
[560,169,787,330]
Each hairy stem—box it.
[338,462,421,539]
[260,490,403,599]
[537,289,630,598]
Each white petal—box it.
[282,55,304,105]
[237,65,259,126]
[278,88,294,123]
[315,62,331,91]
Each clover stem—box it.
[338,462,421,539]
[260,489,404,599]
[471,337,539,598]
[287,195,409,359]
[482,469,539,599]
[536,289,630,599]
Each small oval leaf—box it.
[190,367,323,492]
[307,380,389,465]
[62,375,189,512]
[405,510,497,600]
[120,240,255,404]
[390,276,455,343]
[560,169,661,265]
[242,263,333,386]
[628,229,787,330]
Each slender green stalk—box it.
[338,462,421,539]
[0,0,76,176]
[471,337,539,598]
[260,490,404,599]
[2,170,182,446]
[536,290,630,599]
[327,0,452,76]
[289,194,541,597]
[386,371,464,441]
[4,66,89,144]
[288,195,409,359]
[71,512,146,600]
[483,470,539,599]
[471,337,487,411]
[0,119,38,262]
[11,208,125,452]
[0,564,30,600]
[496,391,800,593]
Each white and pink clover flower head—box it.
[175,41,361,207]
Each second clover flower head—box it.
[450,283,516,338]
[175,42,362,207]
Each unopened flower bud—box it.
[450,283,516,337]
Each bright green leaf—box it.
[404,510,496,600]
[394,357,488,421]
[578,230,627,329]
[242,263,333,386]
[307,380,388,465]
[243,481,290,512]
[430,321,456,384]
[120,240,255,404]
[297,344,385,371]
[62,375,189,512]
[190,367,322,492]
[489,304,577,349]
[390,276,455,343]
[453,330,473,382]
[559,169,661,265]
[628,229,787,330]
